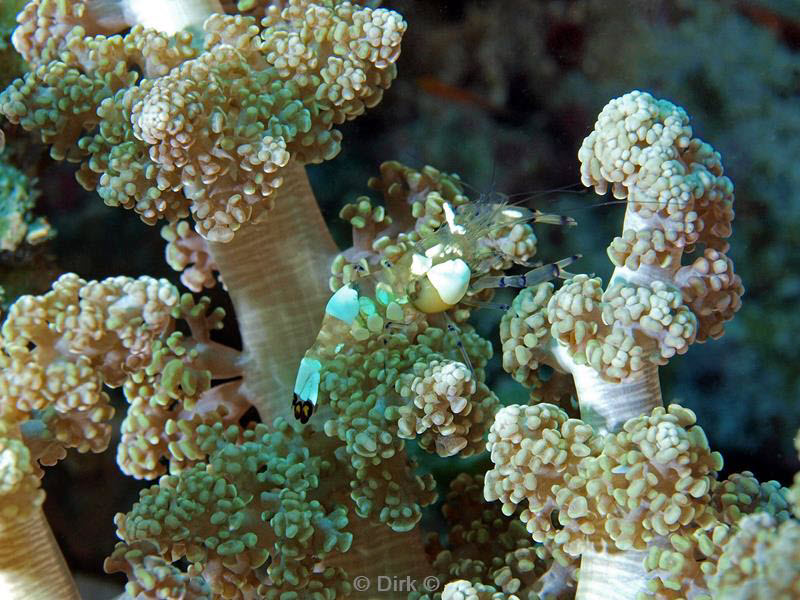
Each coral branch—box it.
[207,161,338,419]
[0,508,80,600]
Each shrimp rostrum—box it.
[292,162,580,424]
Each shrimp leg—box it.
[469,255,581,292]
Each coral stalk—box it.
[121,0,224,34]
[569,361,663,434]
[576,550,649,600]
[208,161,338,419]
[0,508,80,600]
[568,363,663,597]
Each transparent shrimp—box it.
[292,187,580,424]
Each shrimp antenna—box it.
[505,182,588,202]
[506,186,591,211]
[543,195,697,216]
[458,178,588,205]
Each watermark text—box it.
[352,575,440,593]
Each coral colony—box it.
[0,1,798,599]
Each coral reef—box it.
[0,1,797,600]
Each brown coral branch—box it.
[207,161,338,420]
[0,508,80,600]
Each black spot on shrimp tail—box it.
[292,393,314,424]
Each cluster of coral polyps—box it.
[394,359,498,458]
[484,404,720,588]
[503,91,742,393]
[475,399,798,599]
[478,91,800,599]
[1,0,405,242]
